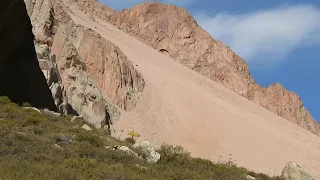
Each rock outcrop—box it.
[281,162,314,180]
[113,145,139,158]
[25,0,144,127]
[106,2,319,135]
[0,0,57,111]
[133,141,161,163]
[72,0,115,21]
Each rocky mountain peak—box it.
[107,2,319,135]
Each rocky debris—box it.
[35,43,74,117]
[113,145,138,158]
[17,132,26,135]
[49,82,63,108]
[58,88,68,116]
[133,141,160,163]
[108,2,319,135]
[43,108,61,118]
[69,0,115,22]
[35,44,50,59]
[71,115,83,122]
[53,143,63,150]
[0,0,57,112]
[245,175,256,180]
[56,134,73,144]
[22,107,41,113]
[81,124,93,131]
[64,67,111,127]
[135,164,147,170]
[281,162,314,180]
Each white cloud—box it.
[100,0,193,10]
[194,4,320,67]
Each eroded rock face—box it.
[70,0,115,21]
[109,2,253,97]
[107,2,319,135]
[25,0,144,127]
[248,84,320,135]
[76,29,145,111]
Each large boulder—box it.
[0,0,56,111]
[281,162,314,180]
[134,141,160,163]
[113,145,138,158]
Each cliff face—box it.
[248,83,320,135]
[106,2,319,135]
[109,3,254,98]
[25,0,144,126]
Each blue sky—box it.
[100,0,320,122]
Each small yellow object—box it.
[128,131,140,138]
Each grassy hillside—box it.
[0,96,282,180]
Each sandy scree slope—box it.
[62,0,320,178]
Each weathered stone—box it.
[35,44,50,59]
[134,141,160,163]
[135,164,147,170]
[43,108,61,117]
[56,134,73,144]
[53,143,63,150]
[70,115,83,122]
[281,162,314,180]
[81,124,93,131]
[23,107,41,113]
[245,175,256,180]
[49,82,63,108]
[113,145,138,158]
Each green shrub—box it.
[125,137,136,144]
[75,131,103,147]
[0,96,12,105]
[22,102,32,107]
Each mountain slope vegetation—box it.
[0,96,281,180]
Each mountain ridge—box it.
[24,0,320,177]
[101,1,319,135]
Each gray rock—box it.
[49,82,62,108]
[43,109,61,117]
[53,143,62,150]
[65,68,110,128]
[113,145,138,158]
[134,141,160,163]
[245,175,256,180]
[70,115,83,123]
[56,135,73,144]
[81,124,92,131]
[135,164,147,170]
[281,161,314,180]
[35,44,49,59]
[22,107,41,113]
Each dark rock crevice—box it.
[0,0,56,111]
